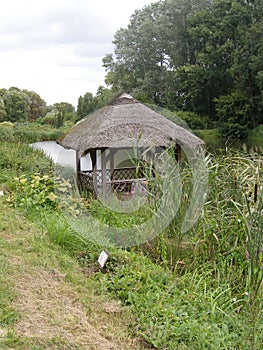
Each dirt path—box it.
[12,260,117,349]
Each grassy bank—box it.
[196,127,263,152]
[0,121,73,143]
[0,197,148,349]
[0,124,262,349]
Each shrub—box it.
[176,110,212,130]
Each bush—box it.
[176,111,212,130]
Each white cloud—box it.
[0,0,157,107]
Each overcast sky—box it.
[0,0,157,107]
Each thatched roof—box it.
[59,93,204,156]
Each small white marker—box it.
[98,249,109,268]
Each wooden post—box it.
[76,152,81,190]
[90,149,98,198]
[110,148,115,178]
[101,148,107,194]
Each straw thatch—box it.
[59,93,204,156]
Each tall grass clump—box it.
[199,151,262,343]
[118,148,262,347]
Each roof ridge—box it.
[110,93,139,105]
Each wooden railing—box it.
[78,166,146,195]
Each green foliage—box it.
[39,111,58,126]
[40,102,76,128]
[0,97,7,121]
[0,86,77,125]
[23,90,47,121]
[176,110,212,130]
[54,102,75,114]
[0,140,53,191]
[104,0,263,139]
[145,104,190,129]
[86,198,151,229]
[1,87,47,123]
[3,88,30,122]
[88,151,262,349]
[194,129,225,150]
[248,125,263,148]
[53,102,75,127]
[76,87,116,120]
[7,173,57,210]
[0,257,18,327]
[0,122,15,142]
[77,92,94,119]
[214,92,251,139]
[97,258,252,349]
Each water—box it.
[30,141,92,170]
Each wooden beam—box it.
[110,148,115,178]
[101,148,107,195]
[105,148,118,164]
[76,152,81,190]
[90,149,98,198]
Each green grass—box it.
[95,260,252,349]
[0,197,146,350]
[0,258,18,328]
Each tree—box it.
[23,90,47,121]
[185,0,263,124]
[0,97,7,121]
[3,88,30,122]
[103,0,211,106]
[77,92,94,119]
[76,88,118,121]
[102,0,263,138]
[54,102,75,114]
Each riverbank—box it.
[0,123,262,349]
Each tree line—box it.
[1,0,262,140]
[0,87,76,127]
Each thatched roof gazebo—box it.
[59,93,204,197]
